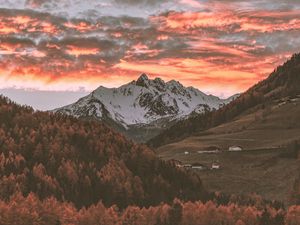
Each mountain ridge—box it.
[53,74,238,142]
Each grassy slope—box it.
[157,97,300,205]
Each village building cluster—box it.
[169,144,245,171]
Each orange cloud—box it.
[188,38,252,58]
[157,35,169,40]
[66,45,100,57]
[0,24,18,34]
[152,10,300,33]
[111,32,123,38]
[64,21,98,32]
[0,43,21,52]
[0,7,299,98]
[0,14,60,35]
[125,43,161,58]
[0,50,290,97]
[0,61,130,92]
[14,16,34,24]
[152,11,233,32]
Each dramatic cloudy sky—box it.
[0,0,300,109]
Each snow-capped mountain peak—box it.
[52,74,238,140]
[135,73,150,87]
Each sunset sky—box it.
[0,0,300,109]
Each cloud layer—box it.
[0,0,300,97]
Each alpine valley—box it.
[53,74,238,142]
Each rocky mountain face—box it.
[53,74,238,142]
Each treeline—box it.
[0,95,207,209]
[1,192,299,225]
[148,53,300,148]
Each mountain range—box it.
[53,74,238,142]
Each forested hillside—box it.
[148,53,300,148]
[0,96,207,209]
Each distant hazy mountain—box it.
[53,74,238,142]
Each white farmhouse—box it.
[229,146,243,151]
[192,163,207,170]
[211,162,220,170]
